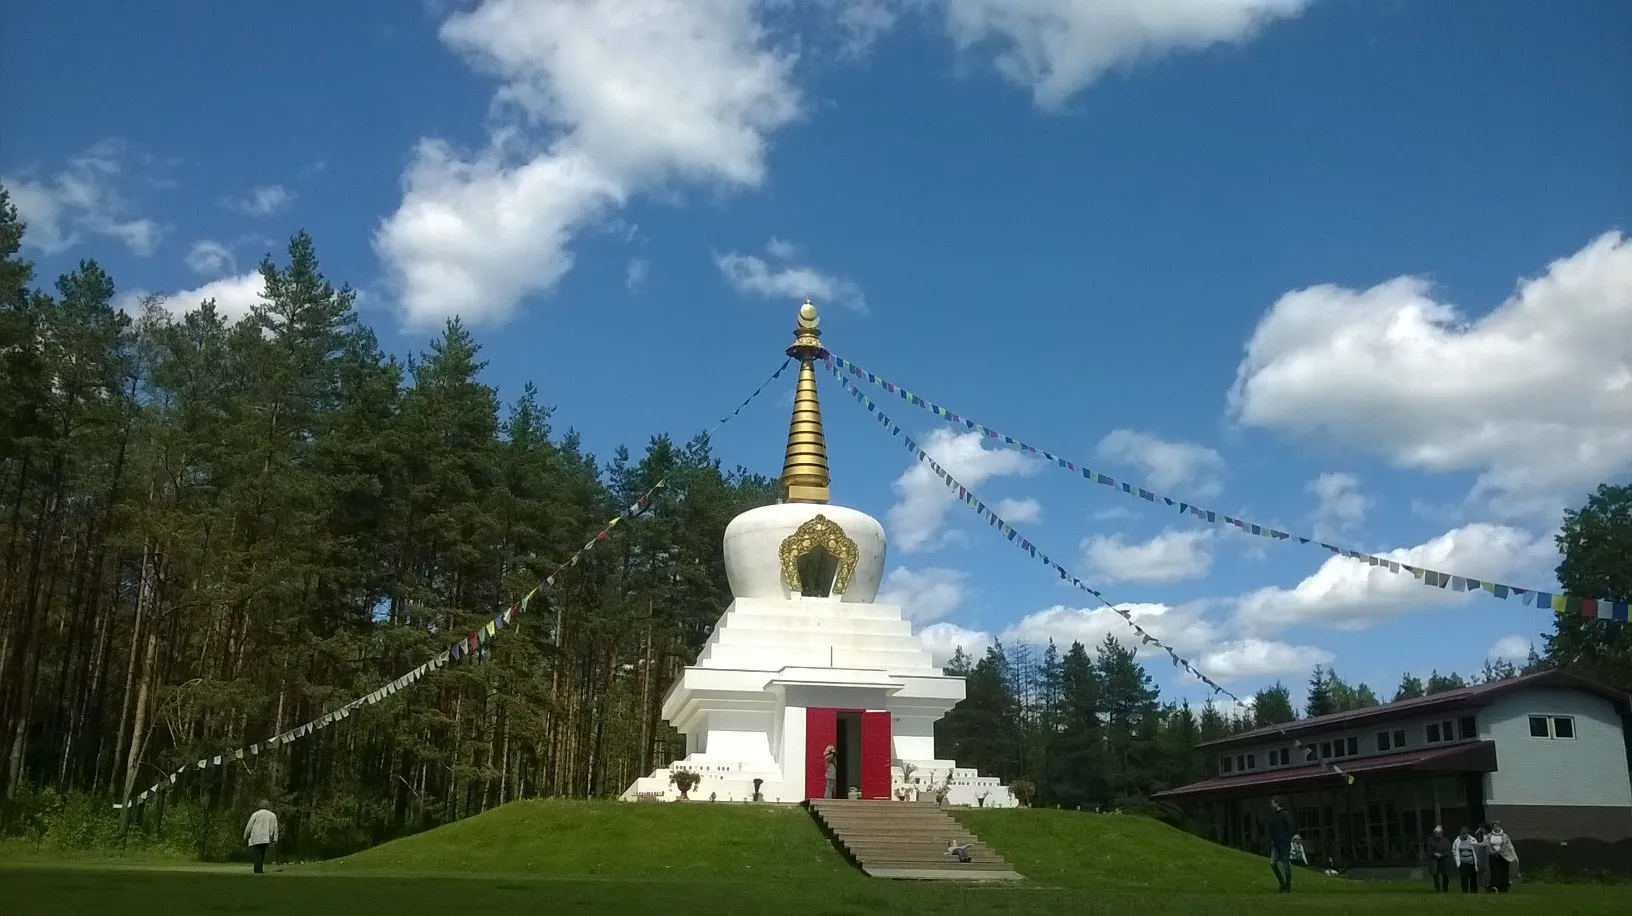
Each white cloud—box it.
[714,248,865,311]
[625,258,649,293]
[1005,602,1216,657]
[223,184,293,217]
[375,0,801,328]
[1096,429,1225,497]
[1488,635,1532,662]
[3,139,163,256]
[992,497,1041,524]
[888,428,1039,552]
[765,236,800,259]
[1308,472,1369,540]
[917,621,992,668]
[879,567,967,624]
[1196,639,1332,682]
[1233,522,1556,635]
[1229,232,1632,519]
[940,0,1313,109]
[118,271,266,322]
[185,239,237,276]
[998,601,1327,683]
[1084,528,1214,583]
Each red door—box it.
[860,711,892,800]
[805,707,837,800]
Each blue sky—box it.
[6,0,1631,710]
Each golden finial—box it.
[781,298,830,504]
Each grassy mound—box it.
[322,799,1357,895]
[956,808,1360,893]
[315,799,861,884]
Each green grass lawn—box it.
[1,801,1623,915]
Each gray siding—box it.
[1481,687,1632,808]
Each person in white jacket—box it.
[244,801,279,874]
[1450,825,1483,893]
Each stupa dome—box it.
[723,503,886,603]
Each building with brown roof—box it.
[1154,670,1632,875]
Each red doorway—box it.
[805,707,891,800]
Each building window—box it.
[1272,748,1291,766]
[1529,715,1576,740]
[1221,755,1234,774]
[1426,720,1457,743]
[1247,753,1257,769]
[1458,715,1477,739]
[1376,731,1391,752]
[1345,736,1359,756]
[1392,729,1406,748]
[1305,746,1318,763]
[1320,741,1332,759]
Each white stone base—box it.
[619,759,1017,807]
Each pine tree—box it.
[1306,664,1336,717]
[1048,640,1102,808]
[1252,681,1296,725]
[1096,635,1158,802]
[1426,670,1466,695]
[1544,484,1632,693]
[1393,673,1426,701]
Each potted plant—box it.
[669,768,700,800]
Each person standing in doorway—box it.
[1427,825,1452,892]
[244,800,279,874]
[1485,821,1518,893]
[1268,798,1296,893]
[1451,825,1481,893]
[823,745,837,799]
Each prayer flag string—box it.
[828,365,1357,786]
[825,353,1628,624]
[115,359,794,810]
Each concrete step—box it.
[807,799,1020,881]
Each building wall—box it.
[1209,709,1484,777]
[1484,803,1632,843]
[1480,687,1632,809]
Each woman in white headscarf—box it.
[1484,821,1519,893]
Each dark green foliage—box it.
[1425,670,1466,695]
[1544,483,1632,693]
[0,192,778,854]
[1304,664,1335,717]
[1251,681,1296,726]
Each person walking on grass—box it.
[823,745,838,799]
[1452,825,1481,893]
[1268,798,1296,893]
[244,800,279,874]
[1485,821,1518,893]
[1427,825,1452,892]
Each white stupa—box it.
[620,300,1014,807]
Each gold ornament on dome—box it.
[779,514,859,597]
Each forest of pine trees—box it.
[1,183,1625,859]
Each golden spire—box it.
[780,299,831,504]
